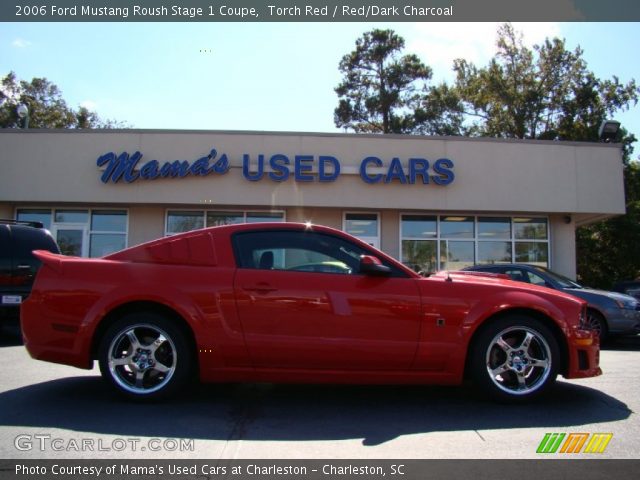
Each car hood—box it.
[428,271,585,305]
[564,287,637,303]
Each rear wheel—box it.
[470,316,560,402]
[98,313,192,400]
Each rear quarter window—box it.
[12,227,60,271]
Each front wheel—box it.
[470,316,560,402]
[98,313,192,400]
[585,309,608,344]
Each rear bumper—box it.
[21,295,93,370]
[563,328,602,379]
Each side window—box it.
[502,268,528,283]
[234,230,411,277]
[234,231,366,275]
[11,227,59,276]
[525,270,548,287]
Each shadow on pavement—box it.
[0,320,22,347]
[602,335,640,352]
[0,375,631,446]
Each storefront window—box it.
[91,210,127,232]
[207,211,244,227]
[400,214,549,271]
[478,217,511,238]
[17,209,52,229]
[440,240,475,270]
[167,211,205,234]
[56,229,84,256]
[17,208,128,258]
[402,240,437,274]
[478,241,512,264]
[401,215,437,273]
[515,242,549,267]
[55,209,89,224]
[89,210,128,257]
[514,217,547,240]
[441,216,474,239]
[514,218,548,267]
[167,210,284,235]
[401,215,437,239]
[90,233,126,257]
[344,213,379,247]
[246,212,285,223]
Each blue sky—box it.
[2,22,639,157]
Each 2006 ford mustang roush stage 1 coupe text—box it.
[21,223,601,402]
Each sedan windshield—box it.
[532,266,582,289]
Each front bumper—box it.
[605,307,640,335]
[564,328,602,379]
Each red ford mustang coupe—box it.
[21,223,600,402]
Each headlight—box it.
[614,298,639,310]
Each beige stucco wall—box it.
[0,130,625,216]
[550,214,578,280]
[380,210,400,256]
[128,206,165,247]
[0,130,625,279]
[0,205,12,219]
[284,207,342,229]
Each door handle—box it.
[242,283,277,294]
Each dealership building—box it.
[0,129,626,278]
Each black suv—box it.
[0,220,60,321]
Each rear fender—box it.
[80,284,213,355]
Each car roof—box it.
[0,219,45,229]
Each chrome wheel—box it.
[584,310,606,339]
[107,323,177,395]
[485,326,553,396]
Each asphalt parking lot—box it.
[0,321,638,460]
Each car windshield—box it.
[532,266,582,289]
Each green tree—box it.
[451,24,639,143]
[334,29,433,133]
[576,161,640,288]
[445,23,640,288]
[0,71,125,129]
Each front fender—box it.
[463,290,574,341]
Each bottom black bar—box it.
[1,460,639,480]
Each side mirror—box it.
[359,255,392,276]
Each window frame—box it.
[164,208,286,236]
[15,207,129,258]
[232,228,409,278]
[399,213,551,271]
[342,211,381,249]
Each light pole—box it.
[17,103,29,129]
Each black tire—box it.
[98,313,193,401]
[585,309,609,344]
[469,315,561,403]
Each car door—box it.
[232,229,422,371]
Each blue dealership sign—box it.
[97,147,455,186]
